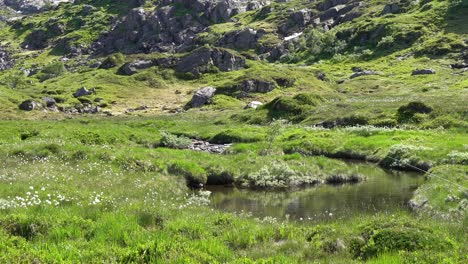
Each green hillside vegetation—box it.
[0,0,466,262]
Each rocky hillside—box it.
[0,0,467,127]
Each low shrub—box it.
[350,219,453,260]
[159,132,191,149]
[325,173,364,184]
[240,161,317,188]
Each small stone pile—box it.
[188,140,232,154]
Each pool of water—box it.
[206,164,424,221]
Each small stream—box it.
[206,163,424,221]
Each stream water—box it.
[206,163,424,221]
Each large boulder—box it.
[18,99,42,111]
[73,87,95,98]
[188,86,216,108]
[175,47,246,77]
[118,60,153,75]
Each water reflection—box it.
[206,165,423,221]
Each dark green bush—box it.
[265,97,305,115]
[20,130,40,140]
[37,61,67,82]
[337,114,369,126]
[210,129,262,144]
[397,101,433,123]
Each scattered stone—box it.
[126,105,149,113]
[350,70,379,79]
[188,140,231,154]
[73,87,95,98]
[245,101,263,109]
[408,198,428,209]
[445,195,459,203]
[188,87,216,108]
[317,71,327,81]
[18,99,42,111]
[412,69,436,75]
[274,77,295,87]
[336,239,346,251]
[450,63,468,69]
[0,46,14,71]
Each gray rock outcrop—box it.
[175,47,246,77]
[3,0,71,14]
[239,79,276,93]
[95,0,267,54]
